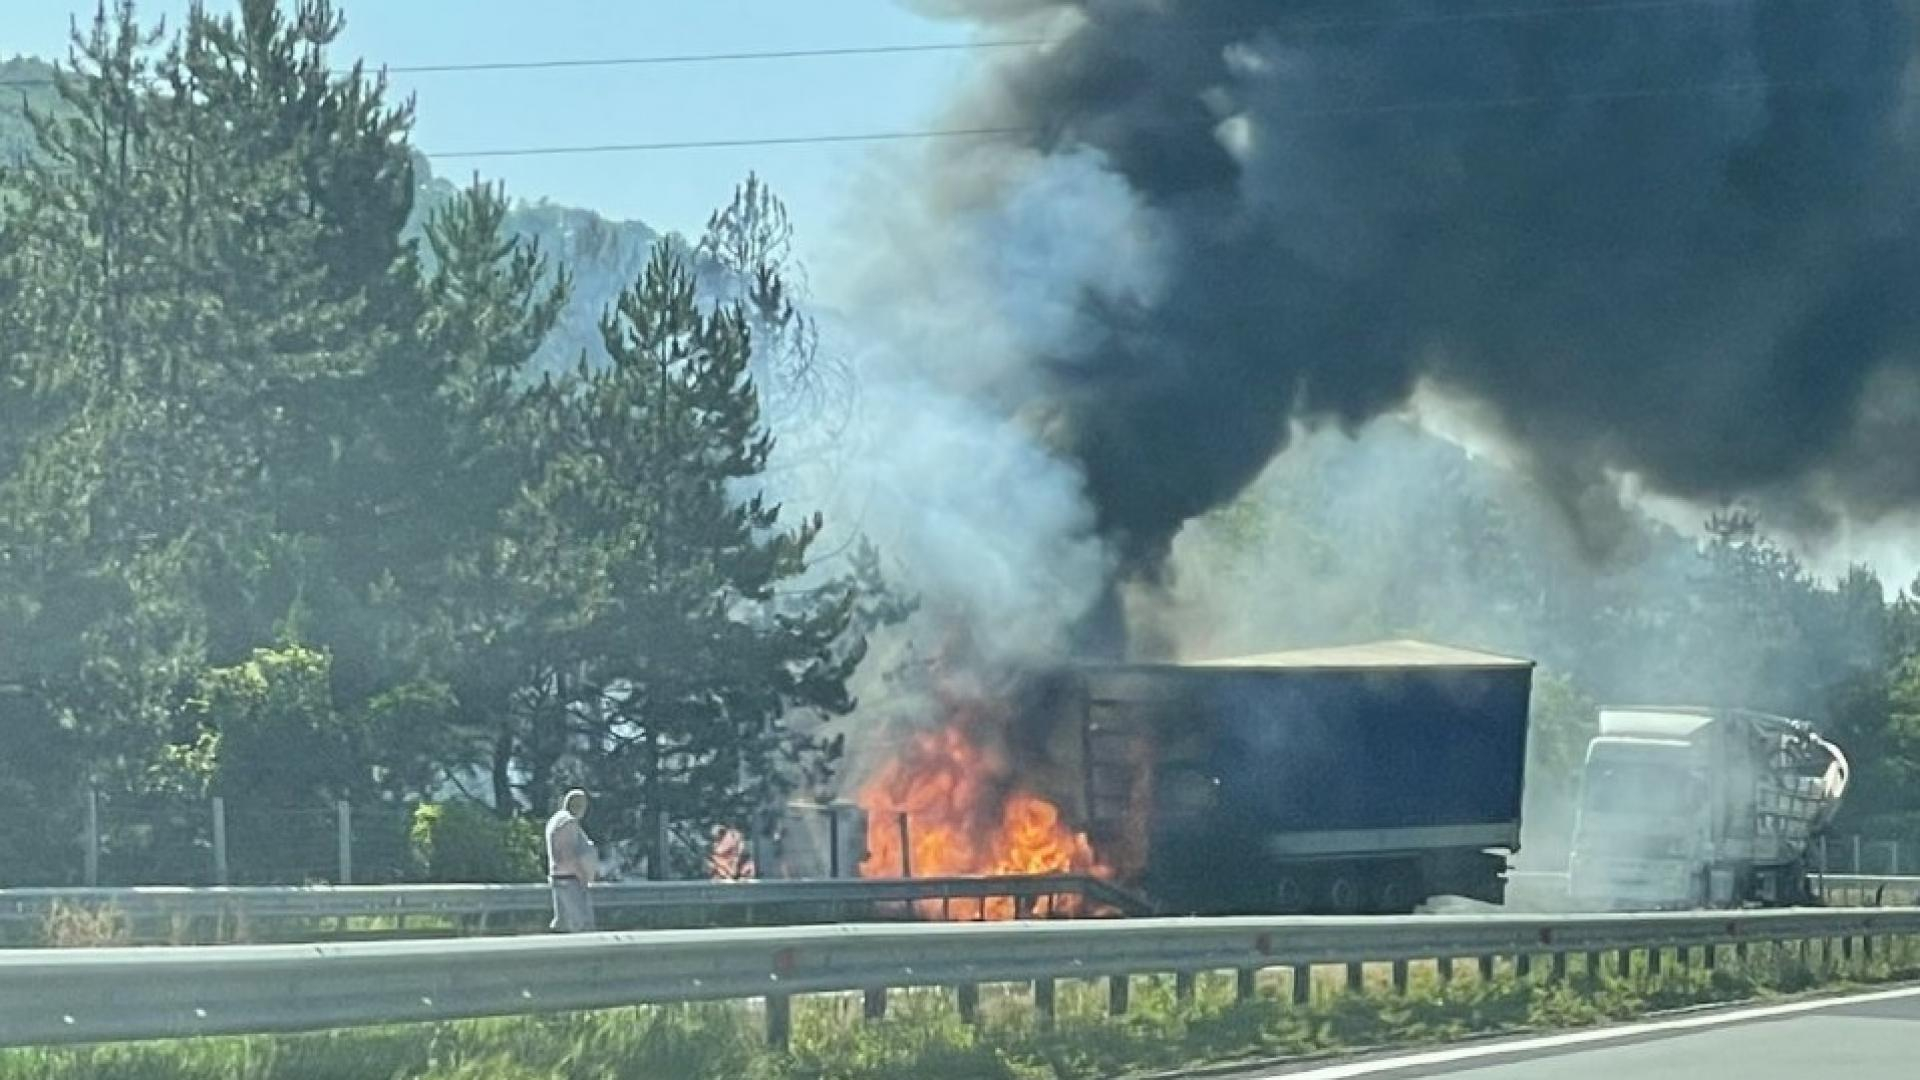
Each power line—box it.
[422,71,1899,159]
[4,70,1902,162]
[0,38,1033,88]
[0,0,1856,88]
[385,39,1045,75]
[431,127,1028,160]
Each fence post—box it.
[827,807,842,878]
[84,786,100,887]
[337,801,352,885]
[897,812,913,879]
[211,796,229,886]
[651,810,669,881]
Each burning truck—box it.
[819,639,1536,917]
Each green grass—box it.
[5,938,1917,1080]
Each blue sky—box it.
[2,1,982,242]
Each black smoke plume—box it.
[909,0,1920,575]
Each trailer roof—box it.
[1181,639,1534,672]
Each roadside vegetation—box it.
[6,940,1916,1080]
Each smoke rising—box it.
[896,0,1920,575]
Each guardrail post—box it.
[1034,977,1056,1029]
[1477,955,1495,982]
[1583,951,1601,980]
[766,994,791,1049]
[1647,946,1663,977]
[956,982,979,1023]
[863,987,887,1020]
[1437,956,1455,983]
[1237,968,1258,1002]
[1175,971,1196,1003]
[1108,974,1130,1015]
[84,786,100,887]
[1550,951,1567,981]
[211,796,229,886]
[1291,964,1311,1005]
[336,801,352,885]
[1391,960,1409,994]
[1516,953,1533,980]
[1344,962,1363,994]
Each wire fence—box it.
[1818,835,1911,877]
[65,792,420,888]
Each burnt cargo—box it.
[1026,640,1534,915]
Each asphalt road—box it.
[1215,984,1920,1080]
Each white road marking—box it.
[1255,983,1920,1078]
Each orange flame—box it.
[858,714,1104,919]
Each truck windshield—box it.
[1581,760,1699,817]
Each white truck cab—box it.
[1570,708,1847,910]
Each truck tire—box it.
[1324,868,1365,914]
[1369,863,1421,915]
[1272,874,1310,915]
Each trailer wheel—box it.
[1324,869,1365,914]
[1370,865,1420,915]
[1272,874,1310,915]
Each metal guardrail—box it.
[4,905,1918,1051]
[0,875,1149,940]
[7,871,1909,943]
[1501,870,1920,911]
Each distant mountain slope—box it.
[0,57,62,166]
[411,158,662,375]
[0,59,662,378]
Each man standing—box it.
[545,788,598,932]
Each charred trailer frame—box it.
[1031,641,1534,915]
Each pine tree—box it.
[529,243,863,874]
[0,0,428,850]
[387,178,573,808]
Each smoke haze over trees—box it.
[0,1,871,884]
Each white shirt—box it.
[545,809,597,881]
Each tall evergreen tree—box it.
[529,244,863,874]
[0,0,425,867]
